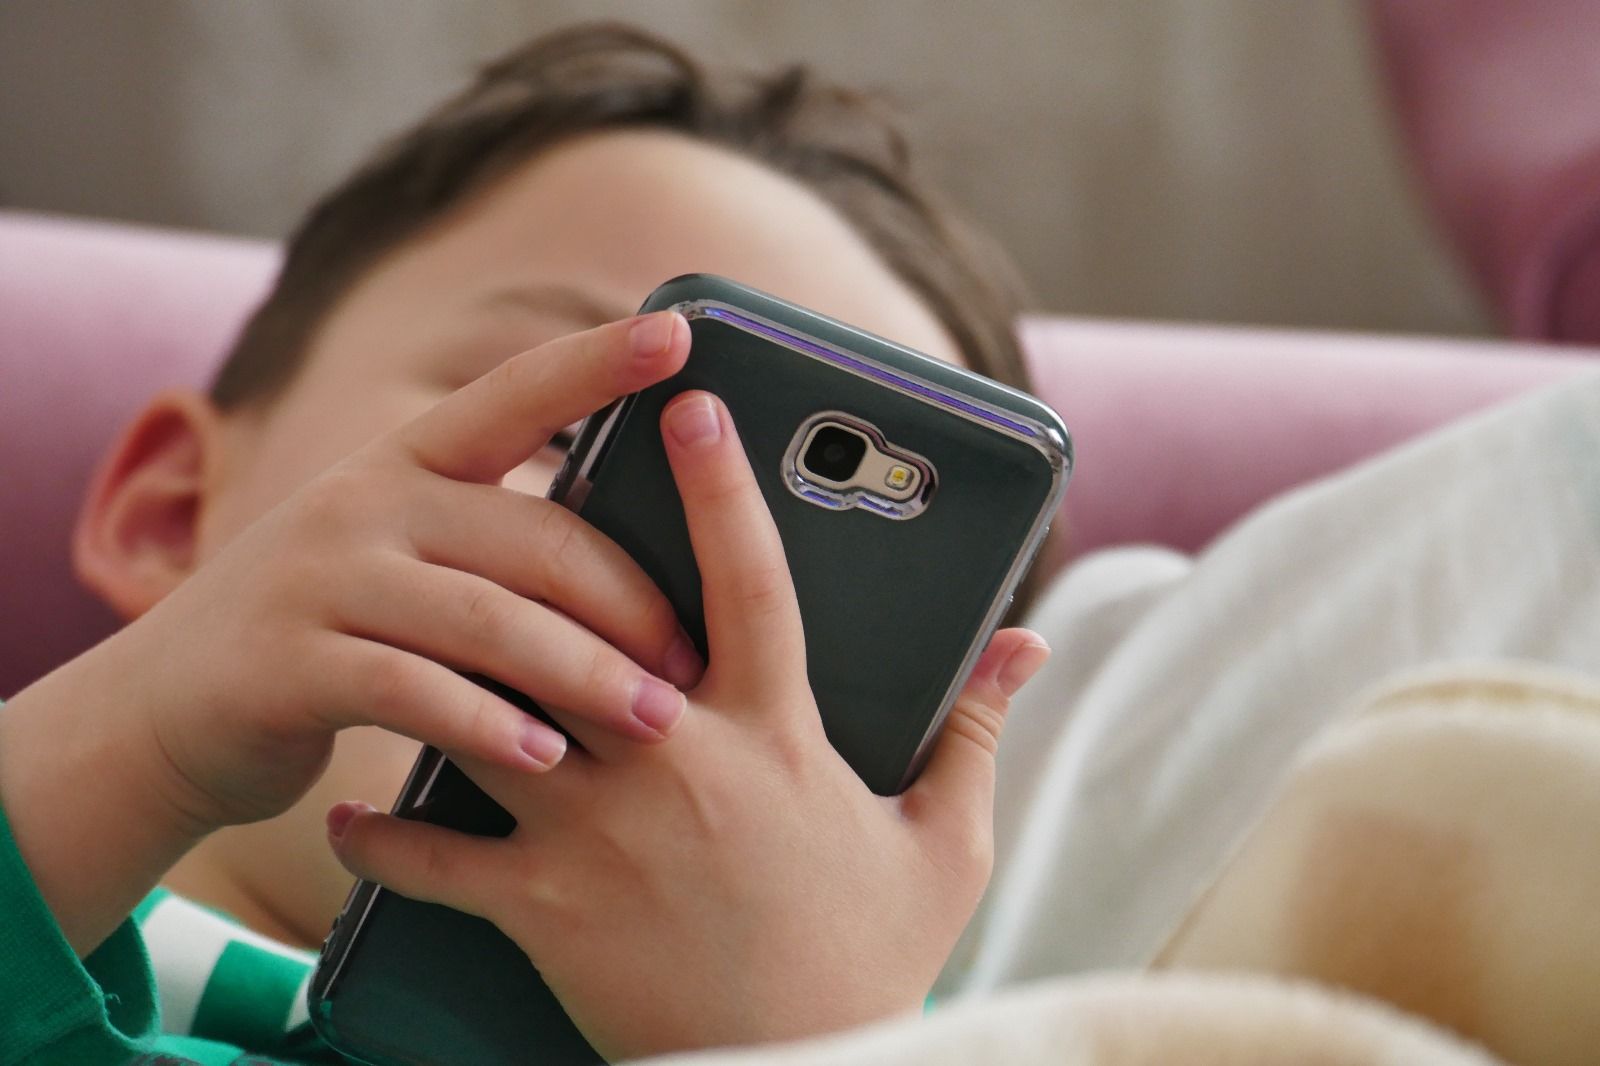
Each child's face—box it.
[181,129,967,931]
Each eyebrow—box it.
[478,282,637,328]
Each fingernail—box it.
[663,633,705,689]
[327,801,372,841]
[632,677,687,738]
[520,722,568,770]
[664,394,721,447]
[997,639,1051,698]
[629,312,678,360]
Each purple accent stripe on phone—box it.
[800,487,840,507]
[700,306,1037,437]
[857,497,897,515]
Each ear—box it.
[72,390,230,620]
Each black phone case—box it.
[309,275,1072,1065]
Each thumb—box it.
[903,630,1050,830]
[326,801,510,920]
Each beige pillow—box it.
[1156,661,1600,1066]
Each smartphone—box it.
[308,274,1072,1065]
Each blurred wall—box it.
[0,0,1489,334]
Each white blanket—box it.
[947,369,1600,991]
[645,972,1496,1066]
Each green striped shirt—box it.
[131,888,332,1063]
[0,774,339,1065]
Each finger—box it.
[322,635,570,772]
[660,391,807,694]
[409,479,703,689]
[327,801,517,920]
[445,750,586,826]
[394,311,690,484]
[901,630,1049,832]
[340,558,688,754]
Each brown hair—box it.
[210,21,1031,409]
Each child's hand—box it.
[128,312,702,827]
[328,390,1052,1060]
[0,313,699,952]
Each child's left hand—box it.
[326,390,1050,1061]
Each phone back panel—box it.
[579,310,1062,792]
[309,276,1070,1065]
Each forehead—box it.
[334,129,961,363]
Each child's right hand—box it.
[124,311,700,830]
[0,312,698,952]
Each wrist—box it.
[0,634,211,954]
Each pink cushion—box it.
[1,211,1592,697]
[1028,316,1592,564]
[0,213,279,697]
[1370,0,1600,343]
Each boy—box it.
[0,23,1052,1065]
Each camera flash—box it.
[885,465,914,490]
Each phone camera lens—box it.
[804,425,868,483]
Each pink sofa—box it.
[2,210,1593,698]
[1371,0,1600,344]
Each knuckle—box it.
[691,464,750,511]
[533,504,587,578]
[644,594,684,649]
[946,812,996,888]
[252,546,327,618]
[482,346,536,394]
[457,686,502,752]
[767,720,819,779]
[485,345,580,421]
[418,833,455,889]
[730,559,794,615]
[295,465,379,540]
[461,582,519,648]
[513,851,554,908]
[363,651,423,712]
[579,645,630,716]
[518,874,577,937]
[947,700,1006,758]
